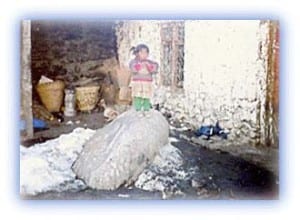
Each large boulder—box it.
[72,108,169,190]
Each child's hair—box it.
[130,44,149,55]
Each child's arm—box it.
[129,59,142,73]
[144,60,159,74]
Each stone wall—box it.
[31,20,118,87]
[161,20,272,147]
[29,20,278,147]
[115,20,278,147]
[116,20,161,65]
[115,20,161,83]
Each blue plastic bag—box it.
[20,118,47,131]
[33,118,47,128]
[195,122,228,140]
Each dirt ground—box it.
[21,111,279,200]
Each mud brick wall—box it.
[31,20,118,87]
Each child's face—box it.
[137,48,149,60]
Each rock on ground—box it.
[72,108,169,190]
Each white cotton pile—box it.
[20,128,95,196]
[168,137,179,143]
[135,143,189,198]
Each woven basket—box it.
[75,86,100,111]
[36,80,65,112]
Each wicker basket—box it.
[36,80,65,112]
[75,86,100,111]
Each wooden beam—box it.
[21,20,33,139]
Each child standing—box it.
[129,44,159,117]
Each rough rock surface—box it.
[72,109,169,190]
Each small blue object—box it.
[195,121,228,140]
[33,118,47,128]
[20,118,47,131]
